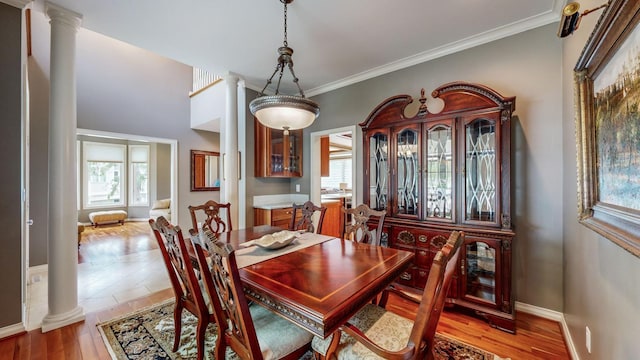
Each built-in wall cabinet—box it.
[255,118,303,178]
[361,82,516,332]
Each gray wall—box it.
[561,0,640,358]
[306,24,565,311]
[28,9,220,266]
[0,2,23,328]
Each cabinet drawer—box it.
[396,267,415,288]
[414,248,430,268]
[391,227,450,249]
[414,267,430,289]
[272,207,294,221]
[273,219,291,229]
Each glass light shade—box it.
[250,94,319,131]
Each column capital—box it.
[45,2,82,29]
[223,72,240,85]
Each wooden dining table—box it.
[209,225,415,338]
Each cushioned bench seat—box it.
[89,210,127,227]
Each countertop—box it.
[253,202,297,210]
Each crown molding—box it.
[0,0,31,9]
[305,9,561,98]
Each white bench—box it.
[89,210,128,227]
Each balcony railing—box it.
[190,68,222,97]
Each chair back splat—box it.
[342,203,386,246]
[188,200,232,234]
[149,216,214,360]
[289,201,327,234]
[191,228,313,360]
[311,231,464,360]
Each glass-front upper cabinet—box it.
[463,113,501,226]
[366,130,390,211]
[394,125,420,218]
[425,120,454,222]
[254,118,303,178]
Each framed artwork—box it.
[575,0,640,256]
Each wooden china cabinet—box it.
[255,118,303,178]
[361,82,516,332]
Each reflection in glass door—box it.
[369,132,388,211]
[465,118,496,222]
[396,127,419,216]
[426,123,453,220]
[465,241,496,303]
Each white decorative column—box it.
[41,2,84,332]
[223,73,239,226]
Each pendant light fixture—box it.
[249,0,319,135]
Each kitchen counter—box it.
[253,202,297,210]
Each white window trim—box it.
[129,144,150,207]
[82,141,127,209]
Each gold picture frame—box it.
[575,0,640,257]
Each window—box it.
[129,145,149,206]
[321,157,353,190]
[83,142,126,208]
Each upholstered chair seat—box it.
[311,303,413,359]
[249,304,314,360]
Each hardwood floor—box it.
[2,222,571,359]
[78,221,158,264]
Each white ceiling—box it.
[36,0,563,96]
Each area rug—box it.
[98,299,507,359]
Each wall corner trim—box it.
[515,301,580,360]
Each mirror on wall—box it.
[191,150,220,191]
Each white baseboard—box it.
[0,322,25,340]
[515,301,579,360]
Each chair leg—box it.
[196,319,208,360]
[173,303,183,352]
[215,333,226,360]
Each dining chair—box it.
[311,230,464,360]
[289,200,327,234]
[149,216,215,360]
[188,200,232,234]
[342,203,386,246]
[191,227,314,360]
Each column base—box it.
[41,306,85,332]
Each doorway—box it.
[310,126,358,215]
[25,128,178,330]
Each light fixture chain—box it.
[283,0,288,47]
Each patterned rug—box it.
[98,299,507,359]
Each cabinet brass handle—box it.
[461,263,465,276]
[400,272,412,281]
[418,235,427,243]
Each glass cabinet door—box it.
[268,129,302,176]
[464,117,498,224]
[286,130,302,176]
[269,130,285,175]
[395,126,420,217]
[368,131,389,211]
[463,240,498,306]
[425,122,453,221]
